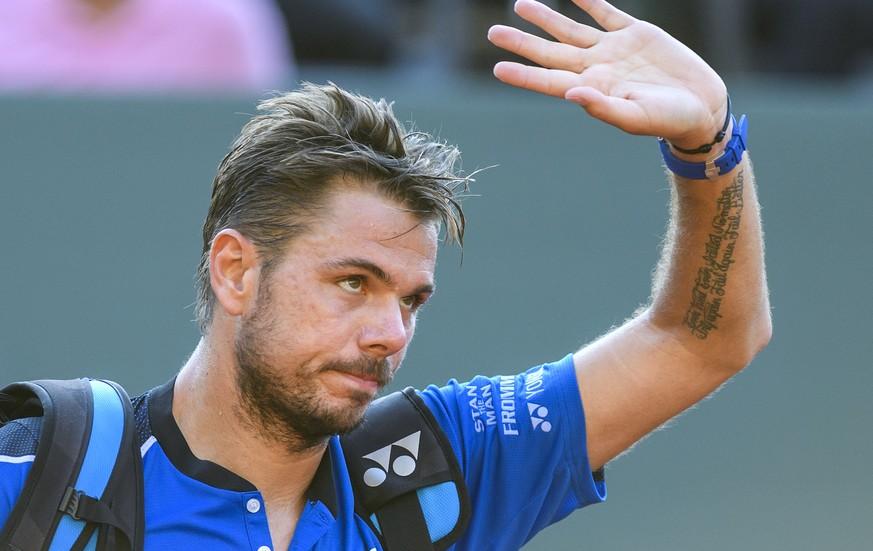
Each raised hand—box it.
[488,0,729,151]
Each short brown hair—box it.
[194,83,468,333]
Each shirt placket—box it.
[241,491,274,551]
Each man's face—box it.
[233,186,439,453]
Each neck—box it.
[173,338,326,507]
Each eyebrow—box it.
[325,258,435,296]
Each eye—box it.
[338,276,364,294]
[400,294,426,312]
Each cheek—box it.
[291,297,363,353]
[253,297,333,357]
[270,279,340,326]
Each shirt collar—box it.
[148,375,337,513]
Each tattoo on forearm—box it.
[683,169,745,339]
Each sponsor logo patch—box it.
[467,384,497,433]
[361,431,421,487]
[528,403,552,432]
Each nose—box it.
[358,302,410,360]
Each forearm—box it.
[647,154,771,371]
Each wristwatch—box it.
[659,114,748,180]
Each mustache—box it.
[320,356,393,388]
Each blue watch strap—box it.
[659,114,748,180]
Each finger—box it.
[570,0,635,31]
[488,25,589,72]
[513,0,601,48]
[493,62,584,99]
[565,87,650,135]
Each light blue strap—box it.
[417,482,460,542]
[49,380,125,551]
[369,482,460,543]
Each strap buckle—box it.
[59,487,85,520]
[704,160,721,180]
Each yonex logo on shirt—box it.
[361,431,421,487]
[528,403,552,432]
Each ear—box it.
[209,229,259,318]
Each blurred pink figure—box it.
[0,0,295,94]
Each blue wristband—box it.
[659,114,748,180]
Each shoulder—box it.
[0,380,151,457]
[0,417,42,459]
[0,418,40,528]
[414,356,607,544]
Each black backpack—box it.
[0,379,470,551]
[0,379,143,551]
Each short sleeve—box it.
[418,354,606,549]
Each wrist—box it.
[664,95,732,156]
[659,114,748,180]
[668,116,733,163]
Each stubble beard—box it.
[232,297,394,454]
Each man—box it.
[0,0,770,549]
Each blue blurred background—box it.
[1,1,871,549]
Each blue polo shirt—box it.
[0,354,606,550]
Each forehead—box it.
[286,186,439,274]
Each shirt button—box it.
[246,498,261,513]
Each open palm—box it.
[488,0,728,149]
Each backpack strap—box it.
[0,379,144,551]
[340,388,471,551]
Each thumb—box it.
[565,87,649,136]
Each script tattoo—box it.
[683,169,745,339]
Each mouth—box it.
[319,369,381,405]
[332,370,380,394]
[319,356,393,395]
